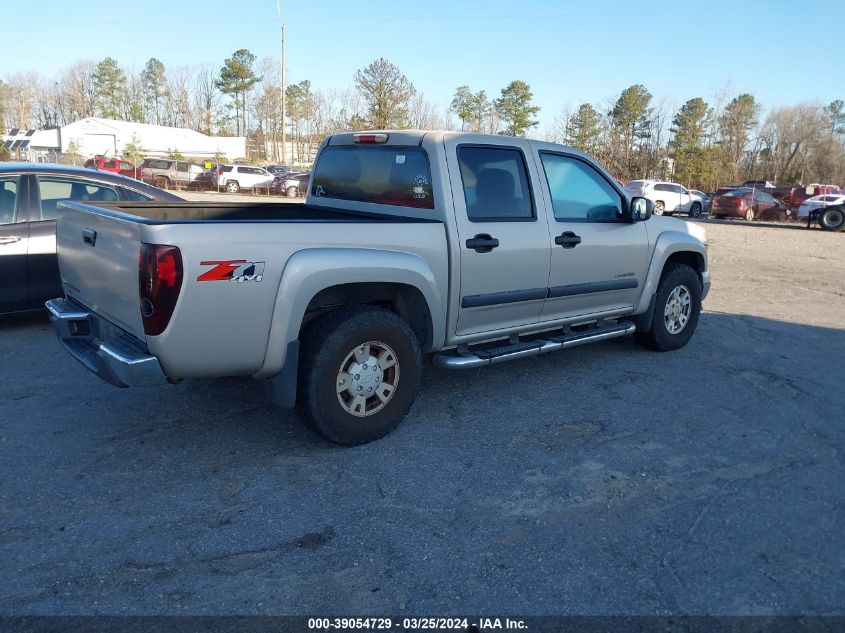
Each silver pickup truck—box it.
[47,131,710,445]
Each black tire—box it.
[744,207,755,222]
[689,202,702,218]
[297,306,422,446]
[226,180,240,193]
[286,186,298,198]
[819,206,845,232]
[153,176,169,190]
[654,201,665,216]
[634,263,702,352]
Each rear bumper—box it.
[46,297,168,388]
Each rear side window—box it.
[457,146,533,221]
[311,145,433,209]
[0,177,20,224]
[36,177,120,220]
[654,183,671,192]
[219,165,233,173]
[84,159,97,168]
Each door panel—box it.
[0,175,29,311]
[444,139,552,336]
[534,152,650,320]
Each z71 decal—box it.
[197,260,265,283]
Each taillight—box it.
[217,167,224,175]
[139,243,183,336]
[353,133,388,144]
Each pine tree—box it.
[92,57,126,120]
[494,80,540,137]
[670,97,709,186]
[354,58,416,129]
[610,84,653,179]
[143,58,166,124]
[216,49,261,136]
[566,103,603,154]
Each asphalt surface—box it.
[1,219,843,616]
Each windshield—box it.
[311,145,434,209]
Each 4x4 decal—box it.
[197,260,265,283]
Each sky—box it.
[3,0,842,129]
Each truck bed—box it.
[84,201,440,224]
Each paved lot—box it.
[1,219,843,615]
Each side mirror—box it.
[629,196,653,222]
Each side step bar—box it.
[433,321,636,370]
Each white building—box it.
[59,117,245,159]
[2,117,246,162]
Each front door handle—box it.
[555,231,582,248]
[465,233,500,253]
[0,236,22,245]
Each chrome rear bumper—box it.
[46,297,168,388]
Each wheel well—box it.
[665,251,704,279]
[302,282,434,350]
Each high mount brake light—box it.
[139,243,183,336]
[353,133,389,144]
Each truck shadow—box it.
[697,216,816,231]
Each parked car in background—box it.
[139,158,205,190]
[796,194,845,219]
[741,180,776,189]
[212,164,274,193]
[709,187,789,221]
[266,164,295,177]
[689,189,711,212]
[0,163,180,314]
[781,184,842,210]
[271,171,311,197]
[624,180,704,217]
[83,157,139,179]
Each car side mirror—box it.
[629,196,652,222]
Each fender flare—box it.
[256,247,445,378]
[634,230,707,315]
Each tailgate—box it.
[56,201,146,340]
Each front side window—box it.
[0,177,20,225]
[36,177,120,220]
[539,153,622,221]
[457,146,533,221]
[311,145,433,209]
[118,187,153,202]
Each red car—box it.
[710,187,789,221]
[83,157,140,179]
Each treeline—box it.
[1,52,843,187]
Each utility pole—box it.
[276,0,286,165]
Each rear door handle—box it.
[0,236,22,245]
[465,234,499,253]
[555,231,582,248]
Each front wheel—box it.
[634,263,702,352]
[689,202,702,218]
[819,206,845,232]
[297,306,422,445]
[653,201,665,216]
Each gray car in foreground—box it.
[46,131,710,445]
[0,163,180,314]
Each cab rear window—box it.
[311,146,433,209]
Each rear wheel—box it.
[297,306,422,445]
[226,180,240,193]
[153,176,169,189]
[286,186,298,198]
[744,208,755,222]
[654,201,665,216]
[635,263,702,352]
[819,206,845,232]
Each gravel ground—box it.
[1,219,843,616]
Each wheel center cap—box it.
[348,357,382,394]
